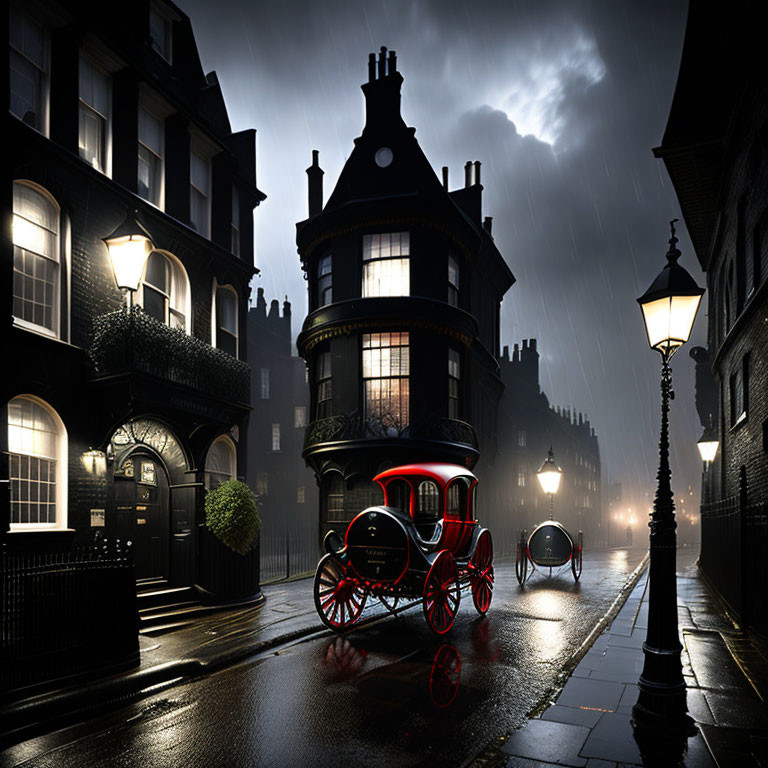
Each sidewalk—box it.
[491,548,768,767]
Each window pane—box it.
[138,144,162,205]
[139,107,163,154]
[150,6,172,60]
[362,332,409,430]
[79,105,105,170]
[205,438,235,489]
[144,252,168,292]
[362,233,410,297]
[143,284,166,322]
[79,58,109,117]
[217,288,237,333]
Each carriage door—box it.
[128,453,170,580]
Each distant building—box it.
[247,289,318,580]
[4,0,264,686]
[654,1,768,634]
[295,48,514,543]
[492,340,603,552]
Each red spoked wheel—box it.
[429,644,462,708]
[423,550,461,635]
[314,554,368,631]
[469,529,494,615]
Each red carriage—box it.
[313,463,494,635]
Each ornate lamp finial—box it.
[666,218,680,264]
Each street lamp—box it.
[696,420,719,464]
[537,447,562,519]
[102,211,154,302]
[633,219,704,734]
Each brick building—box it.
[491,340,603,554]
[4,0,264,684]
[296,48,514,543]
[247,288,318,580]
[654,0,768,635]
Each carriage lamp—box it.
[103,211,154,297]
[632,219,704,736]
[536,448,562,519]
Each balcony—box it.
[88,307,250,405]
[303,410,478,452]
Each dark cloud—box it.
[176,0,705,508]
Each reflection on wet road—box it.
[7,549,646,768]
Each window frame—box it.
[78,54,112,176]
[137,103,165,209]
[8,394,68,531]
[138,250,191,333]
[361,232,410,298]
[231,184,241,257]
[362,332,410,432]
[149,2,173,63]
[448,253,460,306]
[271,423,281,452]
[294,406,307,428]
[204,434,237,490]
[189,148,211,238]
[316,351,332,419]
[12,180,62,339]
[317,254,332,307]
[448,347,461,419]
[213,283,239,357]
[9,6,50,136]
[260,368,270,399]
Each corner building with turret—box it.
[296,48,515,542]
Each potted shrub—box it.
[205,480,262,555]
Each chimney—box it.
[306,150,324,217]
[464,161,472,188]
[268,298,280,320]
[502,344,509,361]
[256,287,267,315]
[512,343,519,362]
[473,161,481,185]
[283,296,292,321]
[361,47,404,128]
[442,166,449,190]
[483,216,493,235]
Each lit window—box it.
[518,472,526,487]
[204,436,236,489]
[297,486,306,504]
[294,406,307,428]
[215,285,238,356]
[317,254,332,306]
[8,396,67,529]
[325,475,345,522]
[79,57,110,173]
[140,251,189,331]
[256,472,268,496]
[517,430,527,447]
[12,181,60,336]
[362,232,409,297]
[362,332,409,432]
[231,185,240,256]
[138,106,163,207]
[272,423,281,451]
[316,351,332,419]
[448,254,459,306]
[9,8,48,134]
[448,348,460,419]
[149,4,172,62]
[260,368,270,399]
[190,151,210,237]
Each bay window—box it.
[362,232,409,297]
[362,332,409,432]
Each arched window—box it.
[213,284,238,356]
[139,250,190,331]
[12,181,60,336]
[8,395,68,529]
[204,435,236,489]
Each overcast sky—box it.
[176,0,706,513]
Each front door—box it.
[115,452,170,580]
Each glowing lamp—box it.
[536,448,562,496]
[637,219,704,360]
[697,424,719,463]
[103,212,154,292]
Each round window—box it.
[375,147,394,168]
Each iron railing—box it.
[304,411,478,451]
[1,537,138,695]
[260,520,320,584]
[89,307,251,404]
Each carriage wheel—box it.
[423,550,461,635]
[515,532,528,586]
[429,644,462,708]
[470,530,494,614]
[572,531,583,582]
[314,554,368,631]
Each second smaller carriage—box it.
[515,520,583,585]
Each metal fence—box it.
[700,487,768,638]
[1,538,139,695]
[260,519,320,584]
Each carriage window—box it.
[386,479,411,513]
[446,479,468,517]
[417,481,439,516]
[469,485,477,520]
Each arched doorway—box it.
[108,420,189,583]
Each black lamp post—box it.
[633,219,704,730]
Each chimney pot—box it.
[388,49,397,75]
[368,53,376,82]
[483,216,493,235]
[474,160,481,185]
[307,149,324,217]
[378,46,387,78]
[503,344,509,359]
[442,166,449,190]
[464,161,472,188]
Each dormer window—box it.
[149,4,172,62]
[362,232,409,297]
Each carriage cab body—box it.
[314,463,494,635]
[515,519,583,585]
